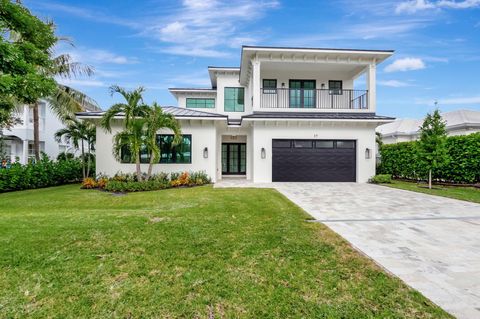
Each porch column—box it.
[22,139,28,164]
[252,58,261,110]
[366,63,376,112]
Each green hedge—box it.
[378,132,480,183]
[0,156,85,192]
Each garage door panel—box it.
[272,139,356,182]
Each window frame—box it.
[224,87,245,112]
[262,79,277,94]
[328,80,343,95]
[158,134,192,164]
[186,98,215,109]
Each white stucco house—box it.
[78,46,395,183]
[377,109,480,144]
[1,101,100,164]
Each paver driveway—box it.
[272,183,480,319]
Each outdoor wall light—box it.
[261,147,266,159]
[203,147,208,159]
[365,148,371,159]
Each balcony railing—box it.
[260,88,368,110]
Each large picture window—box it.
[120,135,192,164]
[158,134,192,164]
[224,87,244,112]
[186,98,215,108]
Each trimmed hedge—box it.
[0,156,85,192]
[378,132,480,183]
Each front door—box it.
[222,143,246,175]
[289,80,316,108]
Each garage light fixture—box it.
[203,147,208,158]
[365,148,371,159]
[261,147,266,159]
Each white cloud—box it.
[395,0,480,14]
[55,45,138,65]
[384,58,426,72]
[146,0,279,57]
[57,78,107,88]
[415,96,480,105]
[378,80,413,87]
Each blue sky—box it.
[25,0,480,118]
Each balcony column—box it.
[252,58,261,109]
[366,63,376,111]
[22,139,28,164]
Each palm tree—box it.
[144,103,181,179]
[111,119,146,181]
[31,51,98,161]
[100,86,149,132]
[55,118,96,179]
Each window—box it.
[336,141,355,149]
[224,87,244,112]
[158,134,192,164]
[329,80,343,95]
[293,140,313,148]
[186,98,215,108]
[315,141,334,149]
[262,79,277,94]
[120,135,192,164]
[272,140,291,148]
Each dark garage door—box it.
[272,139,356,182]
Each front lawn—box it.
[0,185,451,318]
[384,180,480,203]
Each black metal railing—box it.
[260,88,368,110]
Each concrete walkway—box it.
[215,180,480,319]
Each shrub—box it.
[378,132,480,183]
[57,152,75,161]
[81,177,97,189]
[170,172,190,187]
[0,156,84,192]
[99,171,211,193]
[369,174,392,184]
[96,174,108,189]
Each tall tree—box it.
[55,118,96,179]
[144,103,181,179]
[0,0,56,127]
[418,109,449,189]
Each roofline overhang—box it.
[76,114,227,121]
[239,45,395,85]
[208,66,240,88]
[242,117,395,123]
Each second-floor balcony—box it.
[260,88,368,110]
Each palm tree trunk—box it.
[135,152,142,181]
[428,169,432,189]
[81,140,86,179]
[33,102,40,161]
[147,151,155,180]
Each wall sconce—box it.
[365,148,371,159]
[281,82,285,88]
[321,83,325,89]
[261,147,266,159]
[203,147,208,158]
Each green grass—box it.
[0,185,451,318]
[383,180,480,203]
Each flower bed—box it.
[82,171,211,193]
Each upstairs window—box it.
[262,79,277,94]
[329,80,343,95]
[224,87,244,112]
[186,98,215,108]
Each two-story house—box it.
[79,46,395,183]
[1,101,99,164]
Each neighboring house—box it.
[78,46,395,183]
[377,109,480,144]
[1,101,99,164]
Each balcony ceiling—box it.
[260,61,366,78]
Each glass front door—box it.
[289,80,316,108]
[222,143,246,175]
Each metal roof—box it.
[242,112,395,120]
[75,106,226,119]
